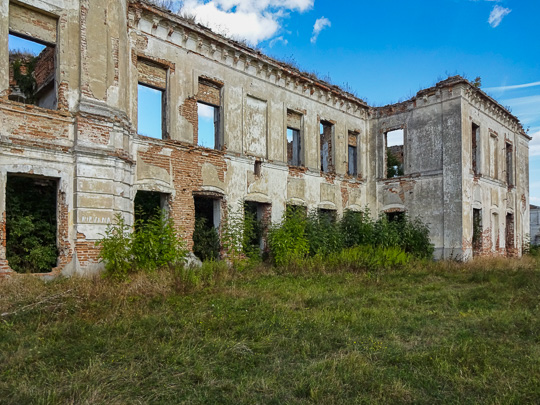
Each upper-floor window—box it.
[348,131,359,176]
[320,120,334,173]
[386,129,404,178]
[489,133,498,179]
[197,78,222,149]
[287,110,303,166]
[137,58,167,139]
[506,142,514,187]
[472,123,480,175]
[8,3,58,110]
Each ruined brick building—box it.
[0,0,530,275]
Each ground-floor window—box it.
[5,174,58,273]
[193,196,221,261]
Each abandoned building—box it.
[0,0,531,275]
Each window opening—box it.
[137,83,164,139]
[348,132,359,176]
[137,58,167,139]
[197,79,221,149]
[243,201,270,256]
[320,121,334,173]
[193,196,221,261]
[285,204,307,218]
[492,212,499,251]
[472,208,482,255]
[318,208,337,223]
[489,134,498,179]
[287,110,302,166]
[386,211,405,223]
[505,213,514,254]
[386,129,404,178]
[506,142,514,186]
[472,123,480,175]
[8,33,56,109]
[134,191,168,225]
[5,175,58,273]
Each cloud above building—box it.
[310,16,331,44]
[488,5,511,27]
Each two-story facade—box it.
[0,0,530,275]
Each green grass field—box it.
[1,258,539,404]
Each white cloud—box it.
[485,81,540,92]
[528,129,540,156]
[179,0,313,45]
[488,5,511,27]
[310,16,331,44]
[269,36,288,47]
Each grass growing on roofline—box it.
[1,257,539,404]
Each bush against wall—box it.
[96,211,186,279]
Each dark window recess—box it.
[386,129,404,178]
[134,191,167,224]
[6,175,58,273]
[254,160,262,177]
[473,208,483,255]
[320,121,333,173]
[319,208,337,223]
[8,34,57,109]
[243,201,266,256]
[472,123,480,175]
[386,211,405,223]
[506,143,514,186]
[506,213,514,253]
[193,196,220,261]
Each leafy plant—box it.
[267,206,309,266]
[96,214,133,279]
[193,217,220,261]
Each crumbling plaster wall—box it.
[461,87,529,258]
[370,83,463,259]
[128,3,371,230]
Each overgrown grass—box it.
[1,257,539,404]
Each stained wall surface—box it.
[0,0,530,275]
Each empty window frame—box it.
[489,133,498,179]
[492,212,499,251]
[8,2,58,109]
[348,131,359,176]
[244,201,271,254]
[5,174,58,273]
[506,142,514,187]
[472,123,480,175]
[320,121,334,173]
[193,196,221,261]
[137,59,167,139]
[386,211,405,223]
[197,78,222,149]
[505,213,514,253]
[386,129,404,178]
[287,110,302,166]
[318,208,337,223]
[472,208,482,254]
[134,190,168,224]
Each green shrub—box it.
[341,209,374,248]
[193,217,220,261]
[305,211,344,256]
[268,206,309,266]
[96,211,186,279]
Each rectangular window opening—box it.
[137,83,165,139]
[505,213,514,254]
[506,142,514,187]
[472,208,482,255]
[197,78,222,149]
[348,131,359,176]
[318,208,337,223]
[386,129,404,178]
[197,101,219,149]
[472,123,480,175]
[287,110,302,166]
[244,201,271,255]
[386,211,405,223]
[193,196,221,261]
[8,33,57,109]
[489,134,498,179]
[5,174,58,273]
[492,212,499,251]
[134,190,168,225]
[320,121,334,173]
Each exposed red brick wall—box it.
[34,47,55,89]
